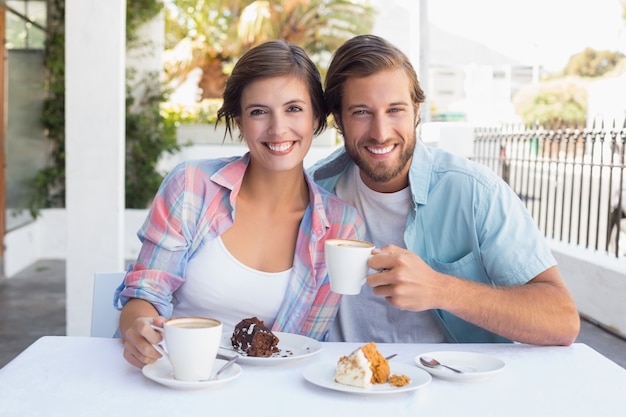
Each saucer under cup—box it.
[155,317,222,382]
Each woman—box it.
[115,40,364,369]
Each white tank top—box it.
[174,236,291,331]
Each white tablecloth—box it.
[1,336,624,416]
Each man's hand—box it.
[367,244,442,311]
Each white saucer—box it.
[142,358,242,390]
[219,331,322,365]
[303,362,432,394]
[415,351,505,381]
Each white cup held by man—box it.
[325,238,375,295]
[151,317,222,381]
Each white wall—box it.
[420,122,475,158]
[587,73,626,127]
[4,209,134,277]
[550,240,626,338]
[4,222,38,277]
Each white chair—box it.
[91,271,125,337]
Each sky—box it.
[427,0,625,72]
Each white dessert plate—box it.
[142,358,242,390]
[219,331,322,365]
[303,362,432,395]
[415,351,505,381]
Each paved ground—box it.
[2,259,626,369]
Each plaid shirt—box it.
[115,153,364,340]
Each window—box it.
[5,0,47,50]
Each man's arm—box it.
[368,246,580,346]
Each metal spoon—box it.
[209,356,238,380]
[420,355,463,373]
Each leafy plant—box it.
[563,48,625,78]
[512,76,588,125]
[512,77,588,126]
[125,70,179,208]
[31,0,65,216]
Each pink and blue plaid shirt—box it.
[115,153,364,341]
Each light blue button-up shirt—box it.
[309,140,557,343]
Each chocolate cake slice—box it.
[231,317,280,357]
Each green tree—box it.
[513,77,588,126]
[563,47,625,78]
[513,45,626,126]
[163,0,374,98]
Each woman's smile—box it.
[265,141,296,153]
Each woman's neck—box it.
[239,161,309,210]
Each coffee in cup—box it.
[324,239,375,295]
[151,317,222,381]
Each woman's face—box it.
[236,76,317,173]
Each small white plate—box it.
[219,331,322,365]
[415,351,505,381]
[303,362,432,394]
[142,358,242,390]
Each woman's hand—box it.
[122,316,166,368]
[119,298,164,368]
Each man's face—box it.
[337,68,419,193]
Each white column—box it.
[65,0,126,335]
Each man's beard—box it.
[345,131,416,184]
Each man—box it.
[310,34,580,345]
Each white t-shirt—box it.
[328,164,446,343]
[174,236,291,331]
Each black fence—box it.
[473,120,626,257]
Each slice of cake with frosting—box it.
[230,317,280,357]
[334,342,390,388]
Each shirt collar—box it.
[408,140,433,206]
[210,152,330,238]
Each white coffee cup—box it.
[325,238,375,295]
[151,317,222,381]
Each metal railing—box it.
[473,120,626,257]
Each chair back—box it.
[91,271,124,337]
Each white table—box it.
[1,336,624,416]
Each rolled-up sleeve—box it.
[115,163,198,317]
